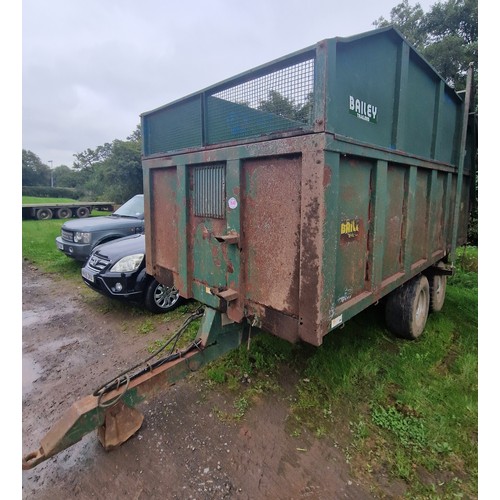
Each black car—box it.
[81,233,181,313]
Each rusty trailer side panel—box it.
[143,133,469,346]
[141,27,471,346]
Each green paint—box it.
[370,161,388,288]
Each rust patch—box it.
[241,155,302,316]
[261,307,300,344]
[154,265,174,288]
[149,168,179,274]
[323,165,332,188]
[298,193,321,345]
[210,244,222,268]
[220,244,234,274]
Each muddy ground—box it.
[21,261,381,499]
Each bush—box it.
[22,186,83,199]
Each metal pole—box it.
[48,160,54,187]
[450,63,474,265]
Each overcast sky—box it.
[20,0,442,168]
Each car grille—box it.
[61,229,73,242]
[88,254,110,271]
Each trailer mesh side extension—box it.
[142,54,315,156]
[206,58,315,144]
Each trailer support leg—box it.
[97,401,145,451]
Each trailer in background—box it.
[22,201,116,220]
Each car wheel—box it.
[144,279,182,313]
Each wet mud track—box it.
[22,261,373,499]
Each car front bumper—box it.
[81,265,145,300]
[56,236,93,262]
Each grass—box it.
[22,219,82,278]
[23,196,79,204]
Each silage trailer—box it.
[23,26,474,469]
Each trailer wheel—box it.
[76,207,90,218]
[385,275,430,340]
[36,208,53,220]
[144,279,182,313]
[429,262,447,313]
[56,207,72,219]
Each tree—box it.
[72,142,113,170]
[373,0,477,90]
[127,124,142,144]
[258,90,313,124]
[71,125,143,203]
[53,165,79,188]
[22,149,51,186]
[373,0,426,48]
[100,139,143,203]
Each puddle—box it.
[22,302,78,328]
[23,355,41,396]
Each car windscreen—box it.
[113,195,144,218]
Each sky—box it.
[19,0,444,169]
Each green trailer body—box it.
[140,26,471,347]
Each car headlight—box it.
[74,231,92,244]
[110,253,144,273]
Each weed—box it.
[233,396,249,420]
[350,418,369,442]
[138,319,155,335]
[371,405,426,451]
[147,318,201,354]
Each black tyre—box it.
[56,207,72,219]
[429,262,447,313]
[385,275,430,340]
[144,279,182,314]
[76,206,90,218]
[36,208,53,220]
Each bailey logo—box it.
[341,218,360,239]
[349,96,378,123]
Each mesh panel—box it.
[144,97,202,155]
[207,58,315,144]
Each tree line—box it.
[22,126,143,204]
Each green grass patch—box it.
[147,315,202,354]
[22,219,82,278]
[23,196,79,204]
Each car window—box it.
[113,195,144,218]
